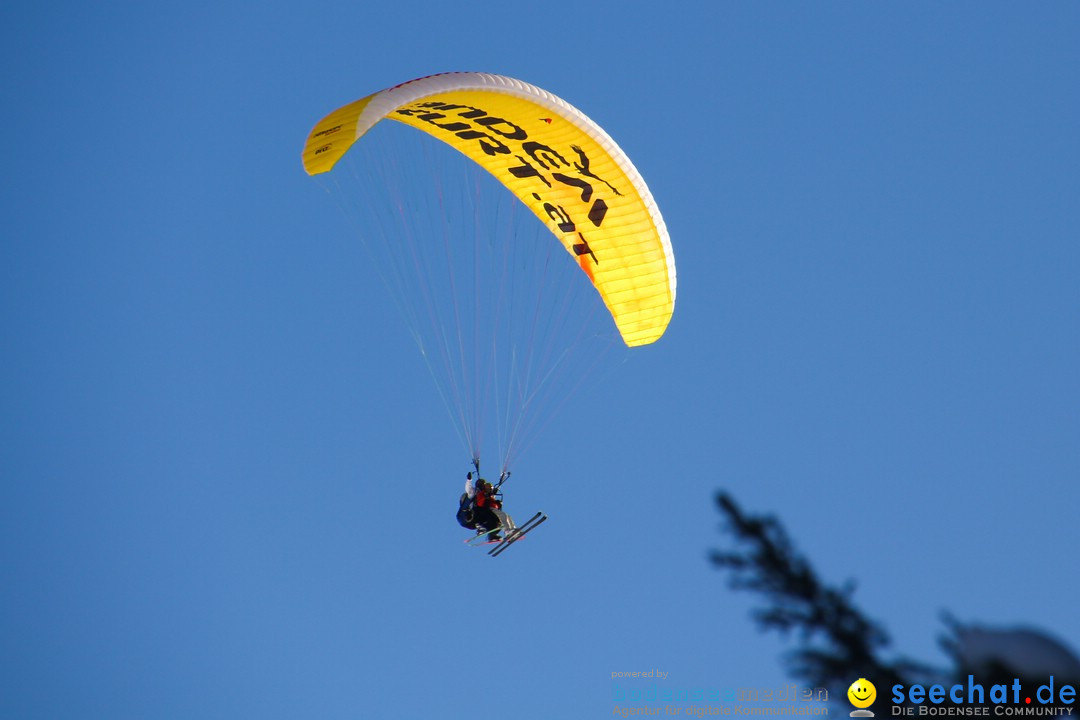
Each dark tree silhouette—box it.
[711,491,1079,713]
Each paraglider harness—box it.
[456,460,510,531]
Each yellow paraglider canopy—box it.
[303,72,675,346]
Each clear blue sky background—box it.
[2,2,1078,718]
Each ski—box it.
[464,528,501,546]
[489,512,547,558]
[490,515,546,557]
[465,511,542,548]
[489,511,542,548]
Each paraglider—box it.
[303,73,674,553]
[454,463,548,555]
[457,471,507,541]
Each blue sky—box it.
[2,2,1078,718]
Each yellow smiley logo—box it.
[847,678,877,709]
